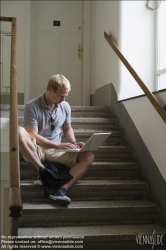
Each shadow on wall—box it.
[0,93,24,105]
[91,81,166,228]
[110,83,166,228]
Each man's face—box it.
[51,87,69,104]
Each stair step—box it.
[18,224,166,250]
[18,117,117,130]
[61,131,123,146]
[73,130,123,145]
[0,105,112,118]
[86,161,137,179]
[71,117,116,124]
[17,130,123,145]
[3,103,164,248]
[94,146,130,161]
[20,179,147,201]
[71,106,112,118]
[17,127,122,144]
[20,146,130,162]
[20,161,138,180]
[19,200,158,227]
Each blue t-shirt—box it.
[24,95,71,143]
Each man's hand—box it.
[74,142,85,148]
[56,142,85,150]
[56,142,79,150]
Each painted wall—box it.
[124,95,166,181]
[119,0,156,100]
[91,0,155,98]
[120,1,166,181]
[91,1,166,181]
[1,0,25,94]
[0,118,10,236]
[91,1,121,95]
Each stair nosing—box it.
[18,223,166,236]
[21,200,158,211]
[20,179,147,186]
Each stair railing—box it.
[104,31,166,124]
[0,17,22,236]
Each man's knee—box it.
[19,126,25,139]
[18,126,30,143]
[77,151,94,165]
[87,151,95,164]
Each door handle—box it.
[78,44,82,59]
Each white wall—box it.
[119,0,156,100]
[91,1,166,181]
[124,95,166,181]
[0,118,10,235]
[1,1,25,94]
[120,1,166,181]
[1,0,91,106]
[91,1,155,99]
[91,1,121,95]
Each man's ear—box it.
[48,87,53,93]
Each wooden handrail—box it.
[104,31,166,124]
[0,17,22,223]
[0,16,13,22]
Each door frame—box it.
[24,0,31,105]
[82,1,91,106]
[24,1,91,106]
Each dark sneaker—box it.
[49,187,71,206]
[34,173,42,185]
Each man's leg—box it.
[49,151,94,205]
[18,126,45,170]
[62,151,94,190]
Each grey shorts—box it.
[23,133,79,168]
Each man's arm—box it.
[62,124,84,148]
[25,125,78,150]
[62,124,76,143]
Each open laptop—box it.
[60,133,111,152]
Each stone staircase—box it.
[1,105,166,249]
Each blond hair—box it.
[47,74,71,92]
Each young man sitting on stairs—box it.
[19,74,94,206]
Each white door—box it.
[30,1,83,105]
